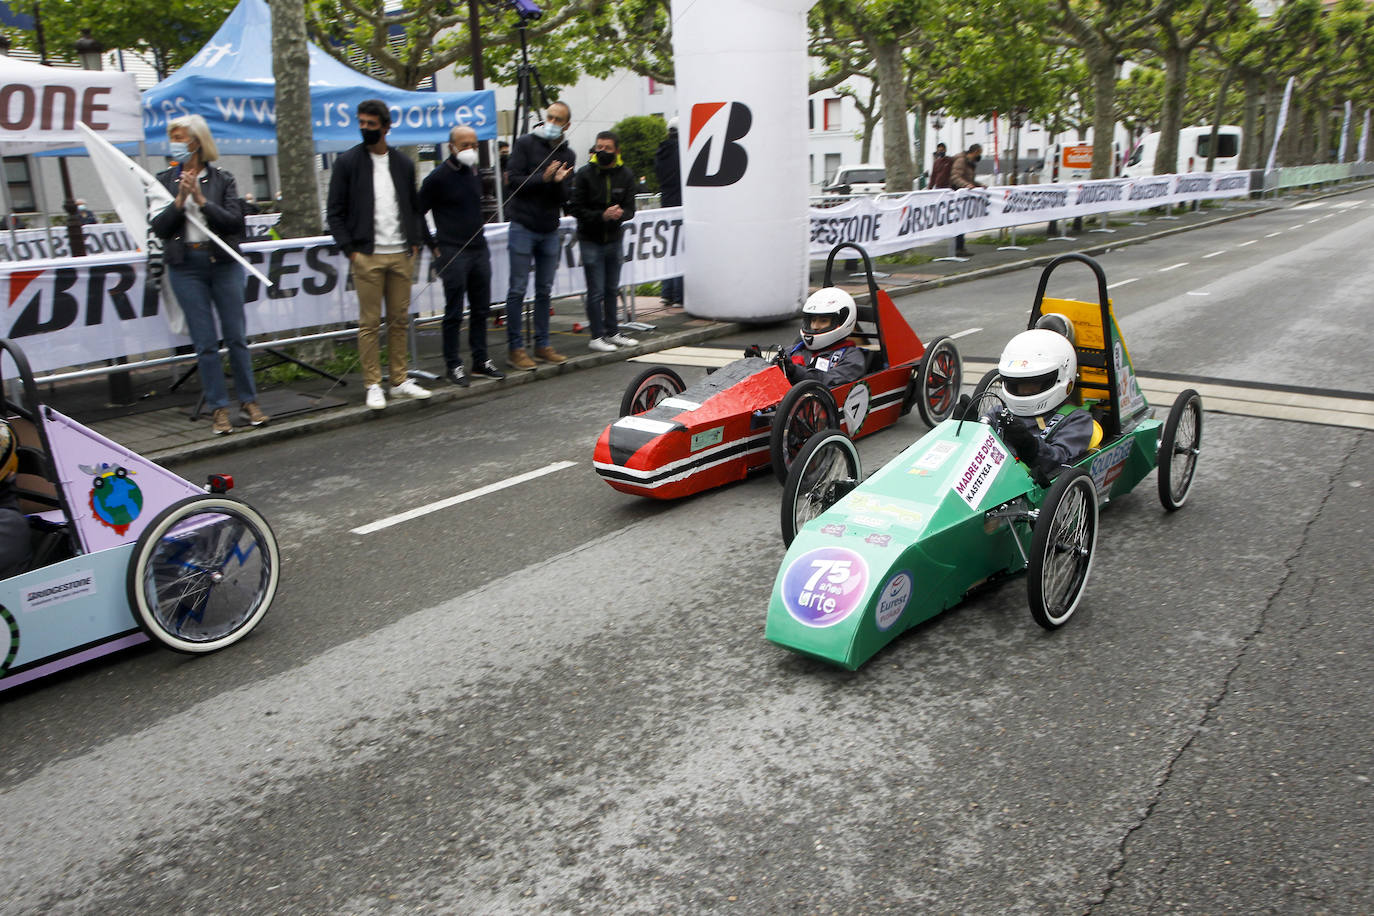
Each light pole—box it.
[58,29,103,258]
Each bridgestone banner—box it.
[808,172,1253,257]
[1,211,685,376]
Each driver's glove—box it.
[743,345,763,359]
[782,359,805,383]
[999,418,1040,463]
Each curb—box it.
[148,319,742,468]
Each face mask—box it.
[455,148,479,167]
[594,150,616,168]
[360,127,383,147]
[168,141,190,161]
[538,122,564,141]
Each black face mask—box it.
[594,150,616,168]
[361,127,383,147]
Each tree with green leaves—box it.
[10,0,236,80]
[306,0,673,91]
[610,115,666,191]
[1043,0,1169,178]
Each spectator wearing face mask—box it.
[418,125,506,387]
[501,101,576,370]
[570,131,639,353]
[949,143,985,257]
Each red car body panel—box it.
[594,290,932,500]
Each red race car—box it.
[593,243,963,500]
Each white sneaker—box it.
[365,384,387,410]
[391,378,433,400]
[588,337,617,352]
[606,333,639,347]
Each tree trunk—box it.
[1240,73,1261,170]
[1154,44,1189,175]
[873,41,914,192]
[1204,67,1234,172]
[1315,100,1332,163]
[1089,50,1118,179]
[271,0,321,238]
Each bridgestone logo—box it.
[22,569,97,612]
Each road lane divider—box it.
[351,461,580,534]
[1158,263,1188,272]
[1107,278,1138,289]
[1238,239,1257,246]
[959,360,1374,431]
[1203,250,1226,258]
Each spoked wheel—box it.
[915,336,963,426]
[619,366,686,416]
[1027,468,1099,630]
[780,429,862,546]
[770,380,841,484]
[127,495,281,654]
[968,368,1005,420]
[1158,388,1203,511]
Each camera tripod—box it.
[510,20,549,143]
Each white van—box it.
[823,164,886,195]
[1122,126,1243,178]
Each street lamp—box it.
[75,29,103,70]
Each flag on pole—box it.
[1338,100,1352,163]
[1265,76,1294,174]
[1360,110,1370,163]
[78,123,273,288]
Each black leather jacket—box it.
[151,164,244,265]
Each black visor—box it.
[1004,370,1059,398]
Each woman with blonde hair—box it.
[151,114,268,435]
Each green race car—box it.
[766,254,1203,670]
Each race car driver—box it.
[993,328,1095,480]
[777,287,868,387]
[0,420,31,578]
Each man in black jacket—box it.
[570,131,638,352]
[653,117,683,308]
[418,125,506,387]
[326,98,432,410]
[501,101,575,370]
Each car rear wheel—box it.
[127,495,281,654]
[1027,468,1098,630]
[780,429,862,546]
[770,380,841,484]
[619,367,686,416]
[1158,388,1202,511]
[915,336,963,426]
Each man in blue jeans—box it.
[570,130,638,352]
[502,101,576,370]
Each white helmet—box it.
[800,287,857,351]
[998,328,1076,417]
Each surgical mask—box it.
[360,127,383,147]
[455,148,479,167]
[538,122,564,141]
[168,141,190,161]
[594,150,616,168]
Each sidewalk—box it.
[34,191,1326,468]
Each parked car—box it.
[822,164,887,195]
[1122,126,1243,178]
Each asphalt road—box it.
[2,192,1371,915]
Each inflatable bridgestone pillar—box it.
[671,0,815,323]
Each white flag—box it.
[78,123,272,288]
[1265,76,1294,174]
[1338,100,1352,163]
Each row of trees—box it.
[15,0,1374,216]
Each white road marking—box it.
[1158,263,1188,273]
[1291,202,1325,210]
[1106,278,1138,289]
[1265,231,1282,238]
[950,327,982,339]
[1238,239,1257,247]
[959,359,1374,430]
[1187,291,1211,297]
[1202,250,1226,259]
[351,461,580,534]
[1290,224,1306,230]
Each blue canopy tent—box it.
[141,0,496,154]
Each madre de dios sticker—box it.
[781,547,870,628]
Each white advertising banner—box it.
[806,172,1253,258]
[1,209,686,376]
[671,0,814,323]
